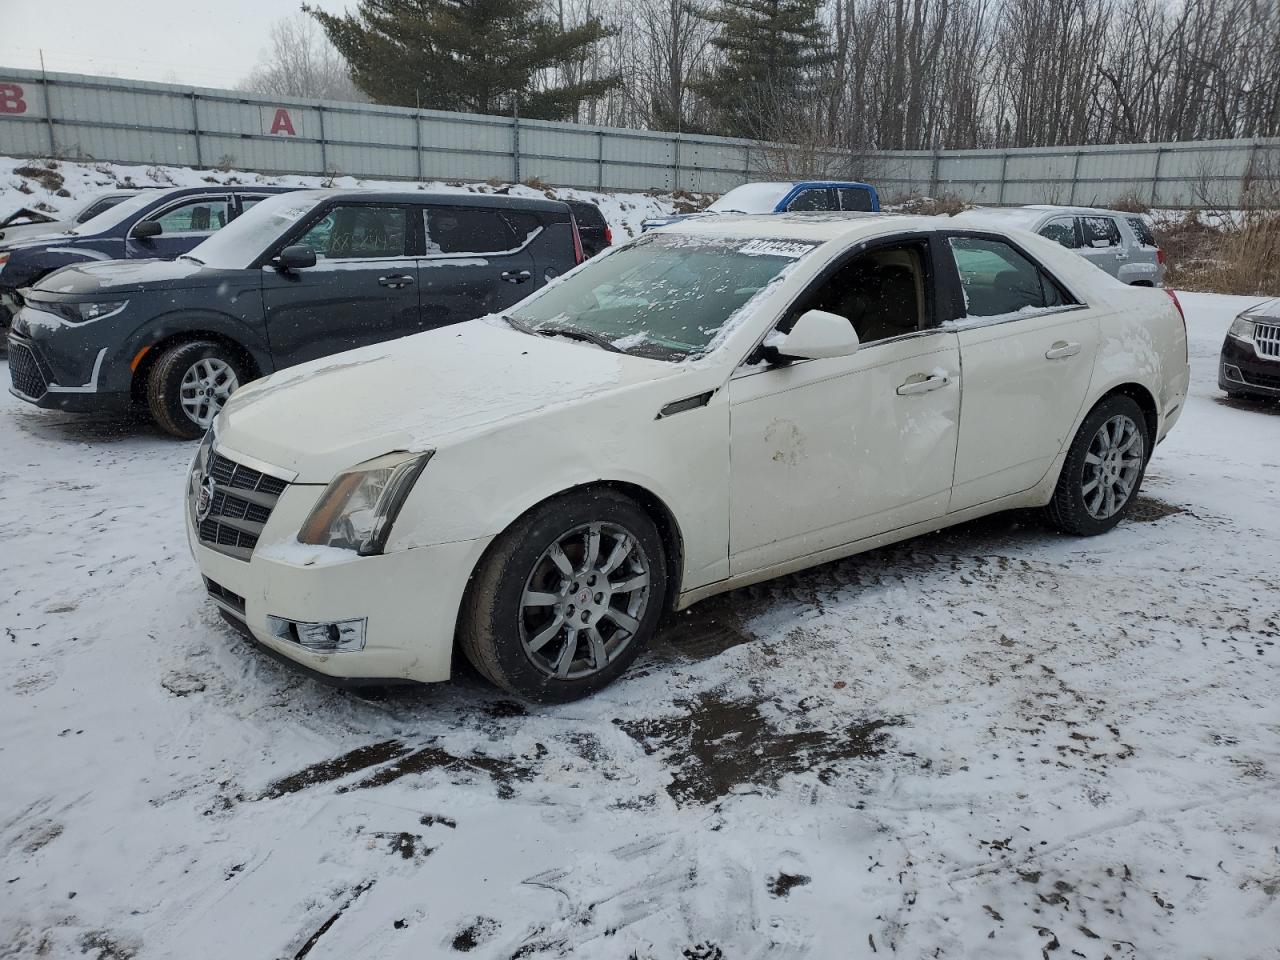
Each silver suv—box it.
[955,205,1164,286]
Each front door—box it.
[942,233,1101,511]
[261,202,420,367]
[728,235,962,576]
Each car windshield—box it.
[68,190,166,236]
[508,232,818,361]
[708,182,793,214]
[186,192,325,269]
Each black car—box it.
[564,200,612,257]
[8,190,584,437]
[1220,298,1280,401]
[0,185,294,334]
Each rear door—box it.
[261,201,420,366]
[126,194,231,260]
[418,205,536,330]
[942,232,1101,512]
[837,186,876,212]
[1078,215,1124,278]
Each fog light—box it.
[1224,364,1245,383]
[267,615,367,652]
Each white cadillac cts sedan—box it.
[187,213,1190,701]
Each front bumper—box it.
[186,460,492,685]
[1219,335,1280,399]
[7,304,132,411]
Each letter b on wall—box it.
[0,83,28,114]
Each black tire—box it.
[146,340,247,439]
[1045,394,1150,536]
[459,489,668,702]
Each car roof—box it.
[270,188,568,212]
[960,204,1149,225]
[663,211,947,242]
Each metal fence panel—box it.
[1,67,1277,209]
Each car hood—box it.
[31,257,226,296]
[0,220,73,246]
[217,319,687,482]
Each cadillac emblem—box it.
[196,474,217,523]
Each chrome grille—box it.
[194,450,289,561]
[1255,321,1280,359]
[8,342,49,398]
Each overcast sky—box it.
[3,0,352,90]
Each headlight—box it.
[44,300,129,324]
[1228,315,1256,342]
[297,451,433,555]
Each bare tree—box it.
[239,14,364,103]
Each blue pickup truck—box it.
[642,180,880,231]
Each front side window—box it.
[948,236,1070,318]
[424,207,519,254]
[508,233,817,360]
[147,198,231,235]
[787,189,835,212]
[1081,216,1121,248]
[1039,217,1080,249]
[297,205,407,259]
[837,187,874,212]
[793,242,929,346]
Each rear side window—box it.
[1125,216,1156,247]
[1039,217,1080,249]
[786,188,835,211]
[1081,216,1121,248]
[77,195,128,223]
[425,207,522,254]
[566,202,606,228]
[297,205,407,259]
[948,236,1072,318]
[837,187,874,212]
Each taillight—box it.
[1164,287,1184,323]
[1156,248,1166,265]
[570,216,584,265]
[603,225,613,247]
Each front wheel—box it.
[146,340,246,439]
[459,489,668,702]
[1045,394,1150,536]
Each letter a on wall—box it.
[260,106,300,136]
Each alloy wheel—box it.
[179,358,238,429]
[519,521,652,679]
[1081,413,1144,520]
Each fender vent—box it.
[656,390,714,419]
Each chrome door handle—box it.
[378,275,415,288]
[1045,341,1082,360]
[502,269,532,284]
[896,374,949,396]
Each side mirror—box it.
[275,244,317,270]
[774,309,861,361]
[132,220,162,240]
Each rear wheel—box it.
[1045,395,1150,536]
[146,340,246,439]
[459,489,667,702]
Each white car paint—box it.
[187,213,1190,686]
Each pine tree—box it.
[692,0,830,138]
[305,0,619,120]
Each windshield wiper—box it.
[536,323,624,354]
[503,313,624,354]
[179,254,205,265]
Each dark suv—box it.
[8,190,583,437]
[1220,299,1280,401]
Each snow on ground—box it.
[0,156,679,243]
[2,292,1279,960]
